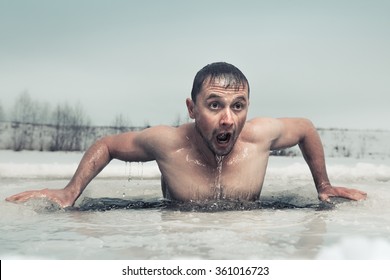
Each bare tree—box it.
[50,102,91,151]
[33,101,52,151]
[35,101,51,125]
[11,91,37,123]
[70,102,91,151]
[10,91,38,151]
[0,101,5,121]
[111,113,131,133]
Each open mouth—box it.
[216,132,231,144]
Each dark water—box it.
[70,196,338,212]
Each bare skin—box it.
[5,78,367,207]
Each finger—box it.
[318,186,367,202]
[5,192,32,202]
[350,191,367,201]
[334,187,367,201]
[6,190,46,203]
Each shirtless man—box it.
[6,62,367,208]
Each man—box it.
[6,62,367,208]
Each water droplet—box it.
[214,155,224,199]
[139,162,144,180]
[126,162,132,181]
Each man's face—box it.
[187,77,249,156]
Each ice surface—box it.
[1,150,389,260]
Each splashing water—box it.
[126,162,144,181]
[72,197,334,212]
[123,162,146,197]
[126,162,132,181]
[214,155,224,199]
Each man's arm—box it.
[270,118,367,201]
[6,129,157,208]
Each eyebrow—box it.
[233,96,248,103]
[206,93,248,101]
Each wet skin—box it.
[159,78,269,201]
[5,78,367,207]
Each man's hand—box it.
[318,183,367,202]
[5,188,75,208]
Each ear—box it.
[186,98,196,119]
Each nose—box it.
[220,108,234,127]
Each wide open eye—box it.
[209,101,220,110]
[232,102,244,111]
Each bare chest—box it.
[158,147,270,201]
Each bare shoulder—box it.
[101,124,187,162]
[136,123,191,157]
[242,117,284,143]
[140,123,190,142]
[139,124,178,137]
[244,117,314,139]
[243,117,317,151]
[246,117,283,128]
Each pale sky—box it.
[1,0,389,129]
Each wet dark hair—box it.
[190,62,250,102]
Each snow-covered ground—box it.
[279,128,390,159]
[0,150,160,179]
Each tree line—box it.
[0,92,137,152]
